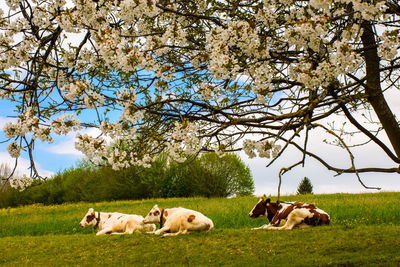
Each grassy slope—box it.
[0,192,399,266]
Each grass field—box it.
[0,192,399,266]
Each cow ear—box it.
[264,198,271,206]
[89,208,95,215]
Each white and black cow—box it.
[249,197,330,230]
[143,205,214,237]
[79,208,156,235]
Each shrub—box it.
[162,153,254,198]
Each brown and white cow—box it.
[143,205,214,237]
[249,198,330,230]
[79,208,156,235]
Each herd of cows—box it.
[79,197,331,237]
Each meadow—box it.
[0,192,399,266]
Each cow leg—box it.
[269,210,308,230]
[162,229,189,237]
[96,228,113,235]
[110,232,126,235]
[155,226,170,235]
[265,224,291,230]
[261,222,292,230]
[251,224,270,230]
[161,231,181,237]
[266,221,297,230]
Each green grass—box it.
[0,192,399,266]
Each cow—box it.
[249,197,330,230]
[142,205,214,237]
[79,208,156,235]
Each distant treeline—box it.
[0,153,254,208]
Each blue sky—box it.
[1,88,400,196]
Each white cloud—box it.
[45,136,84,156]
[0,152,54,178]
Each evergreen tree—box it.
[297,177,313,195]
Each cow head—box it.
[143,205,161,224]
[249,197,271,218]
[79,208,97,228]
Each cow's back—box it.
[165,208,214,232]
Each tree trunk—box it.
[360,20,400,159]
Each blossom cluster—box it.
[379,30,400,61]
[165,121,202,163]
[51,114,81,135]
[107,144,155,170]
[61,80,104,109]
[9,175,33,191]
[3,108,38,139]
[7,142,21,158]
[206,21,264,81]
[75,133,107,160]
[198,83,214,100]
[243,139,281,159]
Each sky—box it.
[0,0,398,195]
[1,87,399,196]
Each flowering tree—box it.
[1,0,399,190]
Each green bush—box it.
[163,153,254,198]
[0,153,254,207]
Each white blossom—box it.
[75,133,107,160]
[243,139,280,159]
[7,142,21,158]
[379,30,400,61]
[166,121,202,162]
[9,175,33,191]
[3,108,38,138]
[34,127,54,143]
[51,114,81,135]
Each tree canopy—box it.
[164,152,254,197]
[1,0,399,189]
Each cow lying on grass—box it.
[143,205,214,237]
[79,208,156,235]
[249,197,330,230]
